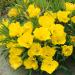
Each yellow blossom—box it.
[44,11,57,19]
[18,33,33,48]
[51,34,66,45]
[62,45,73,57]
[9,47,23,56]
[50,24,64,35]
[71,16,75,23]
[27,4,41,18]
[41,58,59,74]
[65,2,75,11]
[9,55,22,70]
[22,21,33,34]
[0,35,6,40]
[8,8,18,17]
[28,43,43,57]
[33,27,51,41]
[24,57,38,70]
[57,11,70,23]
[41,46,56,59]
[39,15,55,28]
[51,24,66,45]
[71,36,75,42]
[8,22,22,37]
[6,42,18,48]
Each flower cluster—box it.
[0,1,75,74]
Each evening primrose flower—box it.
[71,36,75,42]
[22,21,33,34]
[71,16,75,23]
[51,33,66,45]
[65,2,75,11]
[62,45,73,57]
[51,24,66,45]
[39,15,55,28]
[57,11,70,23]
[27,4,41,18]
[41,58,59,74]
[24,57,38,70]
[9,47,23,56]
[8,22,22,37]
[17,33,34,48]
[8,8,18,17]
[33,27,51,41]
[6,42,18,49]
[41,46,56,59]
[44,11,57,19]
[9,55,22,70]
[28,43,43,57]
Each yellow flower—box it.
[71,16,75,23]
[8,8,18,17]
[51,34,66,45]
[0,35,6,40]
[41,58,59,74]
[51,24,64,35]
[24,57,38,70]
[28,43,43,57]
[18,33,33,48]
[62,45,73,57]
[71,36,75,42]
[51,24,66,45]
[6,42,18,48]
[65,2,75,11]
[41,46,56,59]
[44,11,57,19]
[33,27,51,41]
[38,15,55,28]
[9,47,23,56]
[9,55,22,70]
[8,22,22,37]
[57,11,70,23]
[22,21,33,34]
[27,4,41,18]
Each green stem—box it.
[28,69,32,75]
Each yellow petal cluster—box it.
[8,8,18,17]
[71,16,75,23]
[9,55,22,70]
[24,57,38,70]
[65,2,75,11]
[57,11,70,23]
[62,45,73,57]
[33,27,51,41]
[18,33,34,48]
[28,43,43,57]
[27,4,41,18]
[22,21,33,33]
[41,46,56,59]
[9,22,22,37]
[41,58,59,74]
[51,24,66,45]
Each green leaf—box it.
[58,65,72,75]
[49,0,65,12]
[0,24,9,36]
[35,0,48,9]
